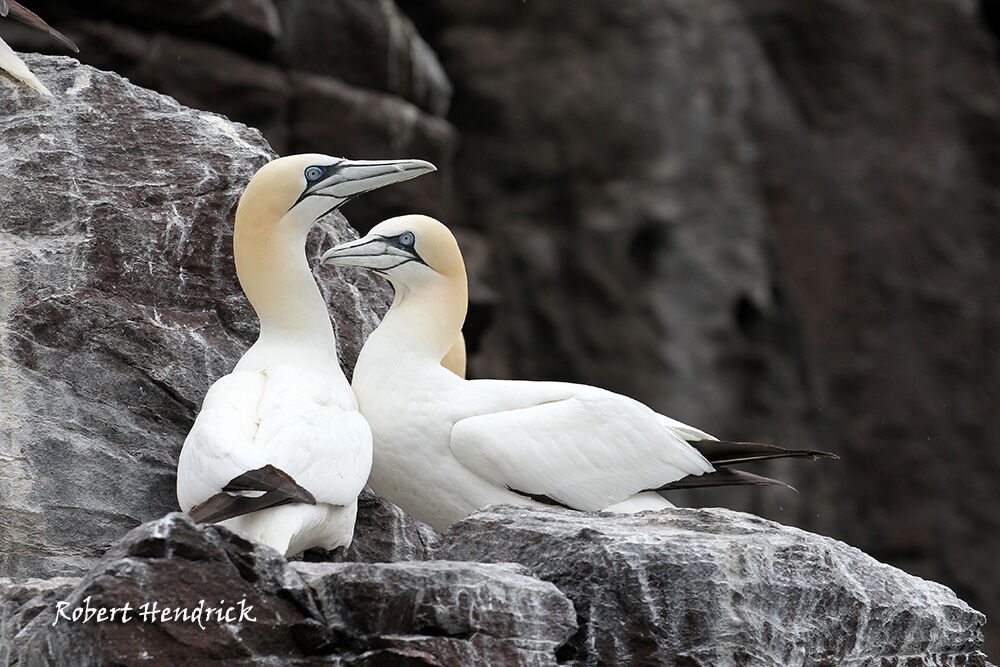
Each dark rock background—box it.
[3,0,999,657]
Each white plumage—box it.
[177,364,371,555]
[0,37,50,96]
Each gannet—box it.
[176,156,435,556]
[321,214,835,531]
[0,0,78,96]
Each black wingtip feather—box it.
[654,468,799,493]
[187,465,316,524]
[687,440,838,467]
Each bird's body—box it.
[177,155,435,555]
[177,363,370,554]
[0,0,78,96]
[324,215,834,532]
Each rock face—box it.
[4,513,575,666]
[0,55,390,579]
[292,561,576,665]
[436,506,989,666]
[2,507,987,666]
[8,514,334,665]
[0,0,457,231]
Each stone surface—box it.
[0,55,389,579]
[436,506,989,666]
[275,0,452,116]
[301,488,441,564]
[292,560,576,666]
[1,0,456,231]
[9,513,334,664]
[0,576,80,665]
[4,513,575,665]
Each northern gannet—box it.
[177,156,435,556]
[321,215,835,531]
[0,0,78,96]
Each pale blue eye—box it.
[399,232,415,246]
[305,166,323,182]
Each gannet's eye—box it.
[398,232,415,247]
[305,166,323,182]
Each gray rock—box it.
[293,560,576,666]
[0,54,389,579]
[436,506,988,666]
[10,513,334,665]
[0,577,79,664]
[300,487,441,564]
[275,0,452,116]
[6,513,575,665]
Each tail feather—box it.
[0,36,51,96]
[688,439,838,467]
[654,468,797,493]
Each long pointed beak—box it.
[321,234,409,271]
[318,158,436,199]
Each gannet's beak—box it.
[314,158,436,200]
[321,234,423,272]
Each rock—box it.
[6,513,575,665]
[436,506,989,666]
[292,560,576,665]
[89,0,281,50]
[1,1,458,231]
[0,576,80,664]
[275,0,452,116]
[70,23,294,153]
[300,488,441,564]
[0,55,389,579]
[9,513,334,664]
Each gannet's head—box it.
[236,154,436,230]
[320,214,465,286]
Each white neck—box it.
[357,271,467,375]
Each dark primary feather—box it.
[6,1,78,52]
[687,439,838,467]
[654,468,796,493]
[188,465,317,524]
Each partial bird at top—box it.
[321,214,837,532]
[0,0,78,96]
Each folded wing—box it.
[449,382,715,511]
